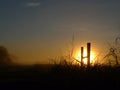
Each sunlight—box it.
[74,48,96,65]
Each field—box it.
[0,64,120,89]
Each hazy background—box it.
[0,0,120,64]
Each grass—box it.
[0,63,120,89]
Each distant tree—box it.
[0,46,12,65]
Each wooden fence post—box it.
[81,47,84,67]
[87,42,91,68]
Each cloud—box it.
[26,2,40,7]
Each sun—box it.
[74,48,96,65]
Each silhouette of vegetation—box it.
[0,63,120,89]
[0,46,12,65]
[104,37,120,66]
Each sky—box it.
[0,0,120,64]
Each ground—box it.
[0,64,120,90]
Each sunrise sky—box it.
[0,0,120,64]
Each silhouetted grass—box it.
[0,63,120,89]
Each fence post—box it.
[81,47,84,67]
[87,42,91,68]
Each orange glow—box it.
[74,48,96,65]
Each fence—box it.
[81,42,91,67]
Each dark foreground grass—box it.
[0,64,120,89]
